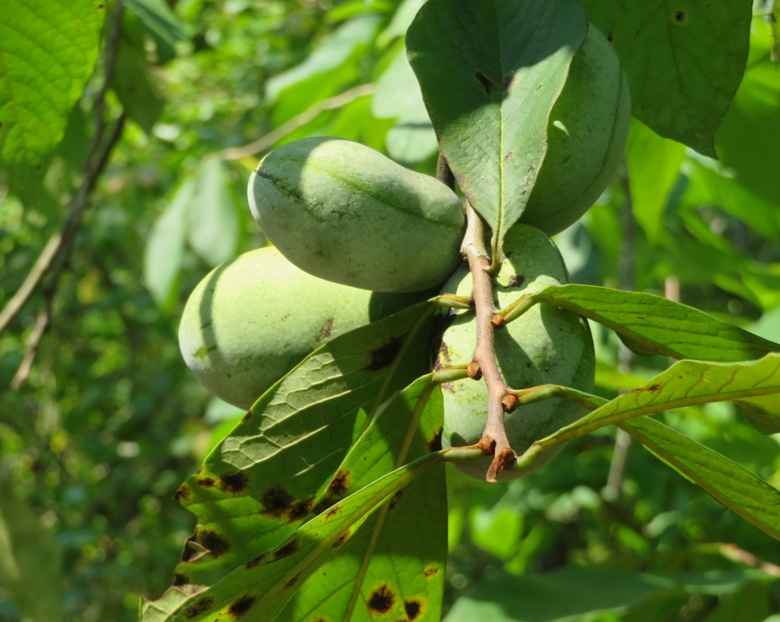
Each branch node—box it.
[466,361,483,380]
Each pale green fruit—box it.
[520,25,631,235]
[437,225,595,481]
[248,137,465,293]
[179,246,424,410]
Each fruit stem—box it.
[461,202,515,482]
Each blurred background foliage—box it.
[1,0,780,620]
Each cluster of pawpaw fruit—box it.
[178,24,629,480]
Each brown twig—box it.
[461,203,515,481]
[4,0,127,385]
[221,83,375,161]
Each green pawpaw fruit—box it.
[248,137,465,293]
[520,25,631,235]
[437,225,595,481]
[179,246,427,409]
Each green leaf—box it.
[622,416,780,540]
[186,157,242,267]
[278,379,446,621]
[124,0,189,64]
[580,0,751,156]
[535,355,780,448]
[525,284,780,361]
[112,31,165,134]
[148,303,434,592]
[0,0,104,197]
[142,451,445,621]
[266,15,381,124]
[625,119,685,244]
[0,480,64,622]
[143,177,195,311]
[406,0,587,248]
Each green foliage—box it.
[3,0,780,621]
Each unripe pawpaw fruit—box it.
[519,25,631,235]
[248,137,465,293]
[179,246,427,410]
[437,225,595,481]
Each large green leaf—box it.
[581,0,751,156]
[406,0,587,250]
[510,284,780,361]
[277,379,446,621]
[622,416,780,540]
[0,0,104,196]
[143,303,436,609]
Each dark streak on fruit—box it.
[272,538,300,560]
[405,598,424,620]
[368,584,396,613]
[366,338,403,371]
[184,596,213,619]
[220,471,249,494]
[228,594,256,617]
[314,318,335,341]
[255,170,304,202]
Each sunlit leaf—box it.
[622,416,780,540]
[278,379,446,622]
[534,354,780,447]
[581,0,751,156]
[0,0,104,197]
[523,284,780,361]
[145,303,435,596]
[143,177,195,311]
[407,0,587,249]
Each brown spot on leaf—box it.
[284,575,299,589]
[220,471,249,494]
[388,490,404,510]
[195,528,230,558]
[328,470,350,497]
[366,338,403,371]
[673,9,687,24]
[228,594,256,617]
[184,596,214,618]
[332,528,352,548]
[272,538,299,560]
[428,427,443,452]
[424,565,439,579]
[245,552,267,569]
[607,30,615,43]
[197,477,215,488]
[173,573,190,586]
[242,411,253,423]
[368,584,396,613]
[405,598,424,620]
[174,484,191,502]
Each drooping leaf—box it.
[532,354,780,448]
[0,0,104,198]
[124,0,189,64]
[621,416,780,541]
[141,451,445,622]
[278,379,446,622]
[625,119,685,244]
[186,157,242,267]
[143,177,195,311]
[146,303,435,597]
[266,15,382,124]
[521,284,780,361]
[580,0,751,156]
[406,0,587,249]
